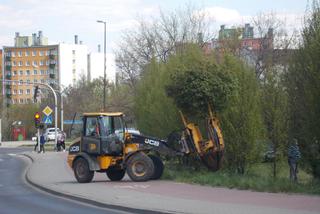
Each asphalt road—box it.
[0,147,128,214]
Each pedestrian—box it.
[57,131,66,152]
[39,133,46,153]
[34,135,38,152]
[288,138,301,182]
[60,131,66,152]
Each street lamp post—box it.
[97,20,107,111]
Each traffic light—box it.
[34,112,41,128]
[34,86,39,103]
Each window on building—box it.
[46,60,49,65]
[46,70,50,75]
[40,70,45,75]
[13,89,17,95]
[34,70,38,75]
[19,99,24,104]
[33,61,38,66]
[34,79,38,83]
[32,51,37,56]
[27,79,30,84]
[39,51,44,56]
[46,50,50,56]
[19,80,23,85]
[26,70,30,75]
[27,89,31,94]
[12,61,16,66]
[25,51,29,56]
[72,50,76,54]
[72,59,76,64]
[39,60,44,66]
[19,70,23,76]
[26,98,31,104]
[18,51,22,57]
[18,61,23,66]
[19,89,23,94]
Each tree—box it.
[166,45,235,116]
[115,4,215,89]
[220,56,264,174]
[251,12,299,78]
[134,58,181,138]
[261,69,288,178]
[286,0,320,178]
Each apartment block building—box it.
[2,44,59,104]
[2,32,88,105]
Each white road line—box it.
[7,153,17,156]
[113,184,150,189]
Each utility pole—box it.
[97,20,107,111]
[2,80,58,148]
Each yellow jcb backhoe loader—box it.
[67,106,224,183]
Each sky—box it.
[0,0,308,76]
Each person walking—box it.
[39,133,46,153]
[288,138,301,182]
[57,131,66,152]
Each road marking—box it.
[113,184,150,189]
[7,153,17,156]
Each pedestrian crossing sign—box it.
[43,115,53,124]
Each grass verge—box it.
[162,161,320,195]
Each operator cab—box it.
[82,112,125,156]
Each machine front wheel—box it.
[126,152,154,182]
[73,157,94,183]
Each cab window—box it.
[85,117,99,137]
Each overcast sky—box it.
[0,0,308,54]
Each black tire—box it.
[148,154,164,180]
[73,157,94,183]
[126,152,154,182]
[106,167,126,181]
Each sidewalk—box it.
[1,141,35,147]
[23,152,320,214]
[1,140,55,148]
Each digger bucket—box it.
[179,105,225,171]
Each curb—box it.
[22,153,170,214]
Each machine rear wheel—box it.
[126,152,154,182]
[106,167,126,181]
[73,157,94,183]
[148,155,164,180]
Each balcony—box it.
[5,85,11,90]
[6,93,12,99]
[6,74,12,80]
[5,65,12,71]
[49,54,55,60]
[5,56,12,61]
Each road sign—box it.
[42,106,53,116]
[43,115,53,124]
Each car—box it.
[44,128,60,141]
